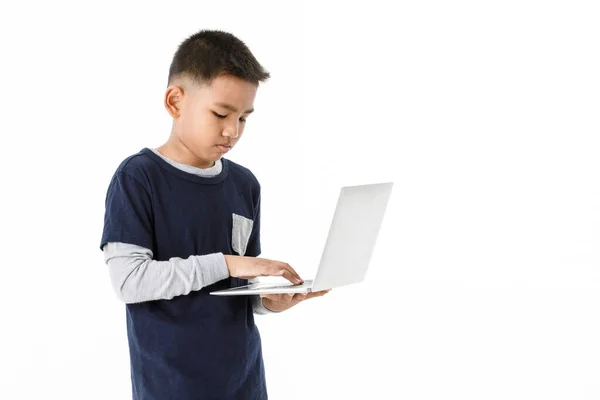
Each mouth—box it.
[216,144,232,153]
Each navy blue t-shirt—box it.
[100,148,267,400]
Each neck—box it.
[157,135,215,169]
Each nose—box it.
[223,124,240,139]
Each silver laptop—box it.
[210,182,394,296]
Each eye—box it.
[213,112,247,123]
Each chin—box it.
[190,149,219,165]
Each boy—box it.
[100,29,331,400]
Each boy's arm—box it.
[104,242,277,314]
[104,242,228,304]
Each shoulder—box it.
[225,159,261,209]
[225,158,260,190]
[109,149,157,191]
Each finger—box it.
[270,261,303,284]
[304,289,331,300]
[281,271,303,285]
[280,262,303,282]
[260,263,296,283]
[293,293,308,302]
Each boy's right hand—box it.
[223,255,304,284]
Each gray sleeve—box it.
[104,242,278,314]
[103,242,229,304]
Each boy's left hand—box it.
[260,289,332,312]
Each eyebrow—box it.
[214,102,254,114]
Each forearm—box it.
[103,242,229,304]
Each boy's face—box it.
[165,74,258,168]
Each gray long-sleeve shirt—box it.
[102,148,280,314]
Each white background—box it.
[0,1,598,399]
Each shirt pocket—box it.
[231,213,254,256]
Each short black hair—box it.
[167,29,270,87]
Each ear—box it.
[164,85,184,118]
